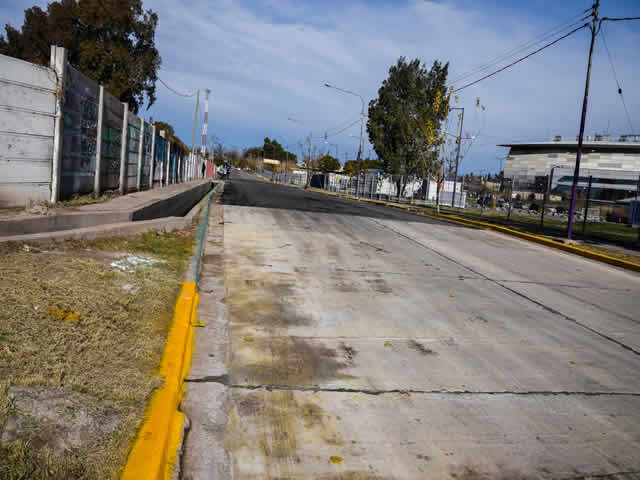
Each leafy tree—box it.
[0,0,161,113]
[317,154,340,173]
[367,57,450,193]
[343,158,383,177]
[154,121,188,152]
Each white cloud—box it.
[138,0,639,170]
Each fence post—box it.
[540,170,552,231]
[92,85,104,196]
[50,46,67,204]
[480,174,487,215]
[136,117,144,191]
[149,125,156,188]
[118,103,129,195]
[166,141,171,185]
[582,175,593,235]
[507,178,514,222]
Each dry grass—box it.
[44,192,121,209]
[0,229,195,479]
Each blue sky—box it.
[2,0,639,173]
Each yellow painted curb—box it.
[422,211,640,273]
[122,281,199,480]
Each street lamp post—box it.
[324,83,365,197]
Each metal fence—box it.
[254,166,640,249]
[256,168,466,208]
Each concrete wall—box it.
[0,53,57,207]
[60,64,99,198]
[100,90,124,191]
[0,47,198,207]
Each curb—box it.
[121,185,220,480]
[253,172,640,273]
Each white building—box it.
[501,135,640,180]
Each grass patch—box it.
[0,229,195,479]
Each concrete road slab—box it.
[182,171,640,480]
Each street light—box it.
[324,83,365,196]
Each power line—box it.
[453,23,589,93]
[157,77,198,98]
[450,9,591,86]
[600,24,634,132]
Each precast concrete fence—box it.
[0,46,212,208]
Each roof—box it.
[498,141,640,152]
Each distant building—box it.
[500,135,640,180]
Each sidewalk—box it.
[0,179,213,238]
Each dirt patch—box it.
[408,340,437,356]
[0,229,194,478]
[1,387,120,455]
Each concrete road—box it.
[182,170,640,480]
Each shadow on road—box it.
[222,174,473,228]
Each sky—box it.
[2,0,639,173]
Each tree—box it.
[0,0,161,113]
[367,57,450,196]
[317,154,340,173]
[343,158,383,177]
[154,121,188,152]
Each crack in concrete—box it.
[367,218,640,358]
[565,472,640,480]
[183,377,640,397]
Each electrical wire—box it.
[601,16,640,22]
[453,23,589,93]
[600,24,634,132]
[328,119,362,137]
[450,9,592,86]
[157,77,197,97]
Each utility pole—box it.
[324,83,365,197]
[450,107,464,207]
[191,88,200,168]
[567,0,599,239]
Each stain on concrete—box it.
[366,277,393,294]
[450,466,538,480]
[340,343,357,365]
[330,270,359,293]
[408,340,437,356]
[231,336,354,386]
[227,390,343,476]
[315,472,389,480]
[202,253,223,265]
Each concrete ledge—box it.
[0,180,215,237]
[0,217,189,244]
